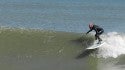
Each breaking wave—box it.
[96,32,125,58]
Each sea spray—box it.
[96,32,125,58]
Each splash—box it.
[96,32,125,58]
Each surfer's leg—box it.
[98,36,102,41]
[96,34,102,44]
[95,34,98,40]
[98,30,104,42]
[97,31,104,44]
[95,34,101,44]
[95,34,100,40]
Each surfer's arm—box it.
[86,29,92,34]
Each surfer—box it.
[86,23,104,44]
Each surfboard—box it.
[86,42,105,49]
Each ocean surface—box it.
[0,0,125,70]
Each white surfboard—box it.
[86,42,105,49]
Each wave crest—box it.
[96,32,125,58]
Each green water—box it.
[0,28,98,70]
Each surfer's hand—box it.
[86,32,88,35]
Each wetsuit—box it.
[86,25,104,42]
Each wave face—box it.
[1,27,125,59]
[0,28,97,70]
[93,32,125,58]
[1,27,125,70]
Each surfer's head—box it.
[89,23,94,29]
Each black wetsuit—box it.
[86,25,104,42]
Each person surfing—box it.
[86,23,104,44]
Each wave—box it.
[2,27,125,59]
[93,32,125,58]
[0,27,95,58]
[0,27,97,70]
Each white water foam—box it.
[95,32,125,58]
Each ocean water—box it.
[0,0,125,70]
[0,0,125,32]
